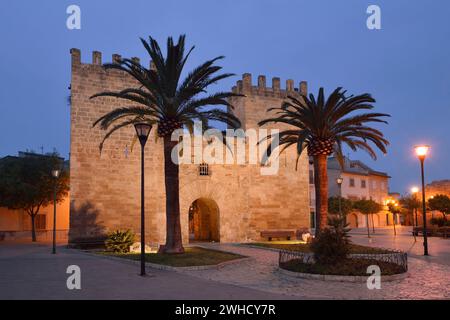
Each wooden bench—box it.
[68,238,106,249]
[412,227,449,238]
[260,230,296,241]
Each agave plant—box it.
[91,35,241,253]
[105,229,135,253]
[259,87,390,235]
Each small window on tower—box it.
[199,163,209,176]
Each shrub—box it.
[310,216,350,265]
[430,217,449,227]
[105,230,135,253]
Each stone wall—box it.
[69,49,310,244]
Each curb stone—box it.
[277,267,408,283]
[72,248,253,271]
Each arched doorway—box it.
[348,213,358,228]
[188,198,220,242]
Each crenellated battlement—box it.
[70,48,150,69]
[232,73,308,97]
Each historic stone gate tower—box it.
[68,49,311,245]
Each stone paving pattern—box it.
[182,233,450,299]
[1,232,449,299]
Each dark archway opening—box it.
[188,198,220,242]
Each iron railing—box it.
[279,249,408,272]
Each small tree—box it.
[428,194,450,221]
[353,199,382,238]
[400,195,421,226]
[0,154,69,241]
[328,196,353,218]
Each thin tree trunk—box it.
[30,214,36,242]
[371,214,375,233]
[313,154,328,236]
[393,213,397,236]
[366,214,370,238]
[159,136,184,254]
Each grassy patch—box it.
[244,242,392,254]
[97,246,245,267]
[280,258,405,276]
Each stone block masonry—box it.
[69,48,311,245]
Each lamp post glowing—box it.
[51,169,60,254]
[393,202,398,236]
[336,177,343,218]
[415,145,430,256]
[135,123,152,276]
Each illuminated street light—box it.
[336,177,343,217]
[414,145,430,256]
[134,122,152,276]
[51,169,60,254]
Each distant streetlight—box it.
[336,177,343,218]
[51,169,60,254]
[393,202,398,236]
[134,123,152,276]
[414,145,430,256]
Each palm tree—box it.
[91,35,241,253]
[259,87,389,235]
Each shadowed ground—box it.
[0,241,290,300]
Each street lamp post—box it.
[415,145,430,256]
[134,123,152,276]
[336,177,343,218]
[51,169,60,254]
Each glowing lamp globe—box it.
[414,145,430,159]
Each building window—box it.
[199,163,209,176]
[361,180,366,188]
[309,170,314,184]
[35,214,46,230]
[349,178,355,187]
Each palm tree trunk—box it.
[313,154,328,236]
[31,214,36,242]
[159,136,184,254]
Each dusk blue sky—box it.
[0,0,449,193]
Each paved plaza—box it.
[0,241,286,300]
[0,231,449,300]
[185,233,450,300]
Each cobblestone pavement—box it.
[183,242,450,300]
[0,241,288,300]
[349,228,450,266]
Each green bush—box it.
[105,230,135,253]
[310,217,351,265]
[430,217,449,227]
